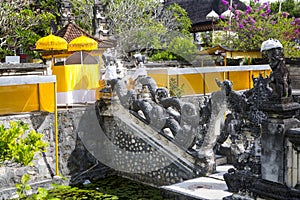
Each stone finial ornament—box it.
[261,39,291,99]
[261,38,283,51]
[132,53,147,81]
[133,53,146,65]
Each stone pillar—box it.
[93,0,112,39]
[59,0,73,26]
[261,99,300,184]
[286,128,300,188]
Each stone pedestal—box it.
[261,99,300,184]
[286,128,300,188]
[251,100,300,199]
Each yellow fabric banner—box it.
[39,83,55,112]
[52,64,100,92]
[0,83,55,115]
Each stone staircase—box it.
[161,165,233,200]
[111,102,206,177]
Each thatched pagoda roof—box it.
[164,0,247,32]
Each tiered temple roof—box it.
[164,0,247,32]
[55,21,116,49]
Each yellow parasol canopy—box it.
[68,35,98,51]
[35,34,68,51]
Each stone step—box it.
[112,102,204,177]
[161,165,233,200]
[215,155,227,166]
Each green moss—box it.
[77,176,170,200]
[24,176,170,200]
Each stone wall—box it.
[287,65,300,90]
[0,95,214,198]
[0,108,114,199]
[0,113,55,199]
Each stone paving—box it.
[161,165,233,200]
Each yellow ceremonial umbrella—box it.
[68,35,98,51]
[68,35,98,64]
[35,33,67,176]
[36,34,68,51]
[35,33,68,64]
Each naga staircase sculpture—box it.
[93,53,229,185]
[96,74,211,185]
[94,44,297,189]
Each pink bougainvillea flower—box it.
[256,7,261,12]
[248,16,256,24]
[262,2,269,7]
[216,0,300,57]
[221,0,229,5]
[245,6,252,14]
[281,12,290,18]
[235,10,241,15]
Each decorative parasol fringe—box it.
[35,34,68,51]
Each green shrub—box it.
[15,174,31,199]
[0,121,48,166]
[169,77,184,97]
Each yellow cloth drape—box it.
[0,83,55,115]
[52,64,100,92]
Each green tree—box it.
[215,0,300,58]
[0,1,56,60]
[70,0,94,31]
[0,0,97,60]
[270,0,300,17]
[104,0,196,61]
[0,0,196,61]
[167,36,197,62]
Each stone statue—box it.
[131,53,147,81]
[222,39,300,199]
[261,39,292,99]
[111,75,201,151]
[103,61,118,81]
